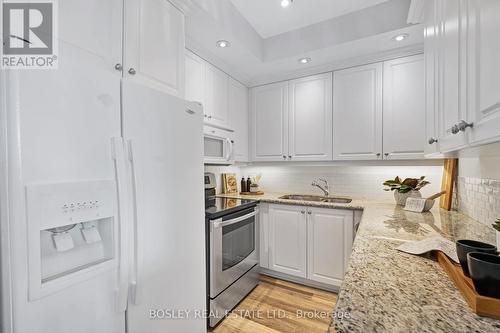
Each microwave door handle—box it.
[213,210,259,229]
[229,139,234,160]
[126,139,141,305]
[225,138,232,160]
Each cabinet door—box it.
[333,63,383,160]
[436,0,468,151]
[204,63,229,128]
[259,204,270,269]
[307,208,353,286]
[289,73,333,161]
[228,78,249,162]
[467,0,500,145]
[268,205,307,278]
[424,0,441,155]
[185,50,205,106]
[250,82,289,161]
[124,0,185,97]
[383,55,426,159]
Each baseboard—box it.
[259,268,340,293]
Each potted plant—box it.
[493,219,500,249]
[383,176,430,206]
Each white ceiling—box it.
[230,0,390,38]
[179,0,422,86]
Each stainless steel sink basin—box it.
[278,194,352,204]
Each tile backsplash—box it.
[455,177,500,226]
[206,163,444,201]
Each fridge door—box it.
[0,0,125,332]
[122,80,206,333]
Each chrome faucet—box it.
[311,178,330,197]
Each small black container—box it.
[456,239,497,277]
[467,252,500,299]
[240,177,247,192]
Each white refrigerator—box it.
[0,47,206,333]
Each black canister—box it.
[246,177,252,192]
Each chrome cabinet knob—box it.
[307,211,312,215]
[428,137,438,144]
[114,63,123,71]
[451,124,460,134]
[128,68,136,75]
[208,115,212,119]
[376,153,381,157]
[301,210,305,214]
[288,155,292,159]
[282,155,286,159]
[384,153,389,157]
[457,120,474,132]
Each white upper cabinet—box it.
[185,51,232,129]
[423,0,500,153]
[288,73,333,161]
[185,50,205,105]
[466,0,500,145]
[333,63,383,160]
[251,82,289,161]
[204,63,229,128]
[228,78,249,162]
[250,74,332,162]
[383,55,426,159]
[424,0,440,156]
[434,0,468,152]
[124,0,185,97]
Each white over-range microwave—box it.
[204,126,234,165]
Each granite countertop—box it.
[217,192,500,332]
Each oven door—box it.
[209,207,258,297]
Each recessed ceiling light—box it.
[216,40,231,48]
[298,57,311,64]
[392,34,409,42]
[281,0,292,8]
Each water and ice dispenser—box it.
[26,180,118,300]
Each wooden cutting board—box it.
[436,251,500,319]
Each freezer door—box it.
[0,0,125,332]
[122,80,206,333]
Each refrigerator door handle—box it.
[126,139,141,305]
[111,137,130,312]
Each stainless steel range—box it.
[204,173,259,328]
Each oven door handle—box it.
[212,209,258,229]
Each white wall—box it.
[206,161,444,200]
[458,142,500,179]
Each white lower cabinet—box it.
[263,204,354,288]
[268,205,307,278]
[307,207,353,285]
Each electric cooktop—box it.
[205,197,259,220]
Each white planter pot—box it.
[394,190,422,206]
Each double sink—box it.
[279,194,352,204]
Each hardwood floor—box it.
[212,275,338,333]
